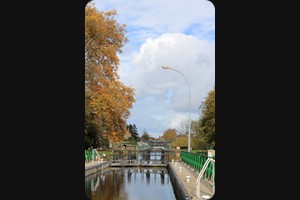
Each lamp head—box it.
[162,65,170,69]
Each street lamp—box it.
[161,65,191,153]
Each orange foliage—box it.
[85,3,135,143]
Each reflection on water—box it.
[111,151,176,162]
[85,167,176,200]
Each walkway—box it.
[85,161,105,169]
[85,161,109,176]
[169,161,214,200]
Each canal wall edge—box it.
[168,163,192,200]
[85,162,110,177]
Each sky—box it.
[91,0,215,138]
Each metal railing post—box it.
[196,158,215,198]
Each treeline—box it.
[161,87,215,149]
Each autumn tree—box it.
[88,81,135,143]
[85,3,135,148]
[162,128,177,142]
[171,134,188,148]
[85,4,128,88]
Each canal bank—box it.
[85,161,109,176]
[168,163,192,200]
[168,162,214,200]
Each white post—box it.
[186,176,190,183]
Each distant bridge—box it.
[109,148,179,167]
[137,141,172,150]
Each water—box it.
[85,167,177,200]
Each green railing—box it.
[85,149,96,162]
[181,151,215,181]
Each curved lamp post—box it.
[162,65,191,153]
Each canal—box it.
[85,167,177,200]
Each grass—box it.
[94,150,113,159]
[191,149,208,154]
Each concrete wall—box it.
[167,163,192,200]
[85,162,109,177]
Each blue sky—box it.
[91,0,215,138]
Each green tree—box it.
[126,124,139,142]
[190,120,209,149]
[199,87,215,145]
[141,131,150,141]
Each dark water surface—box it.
[85,167,176,200]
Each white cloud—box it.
[90,0,215,138]
[121,33,214,96]
[119,33,214,137]
[168,113,188,129]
